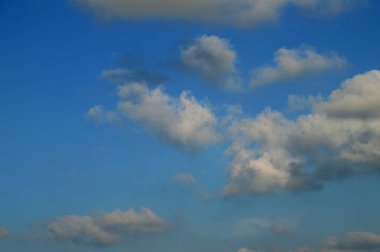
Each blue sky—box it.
[1,0,380,251]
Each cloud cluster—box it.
[322,232,380,251]
[72,0,364,27]
[224,70,380,195]
[180,35,241,91]
[0,226,10,240]
[250,46,346,88]
[47,208,168,247]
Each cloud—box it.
[116,82,220,151]
[223,70,380,195]
[171,173,196,185]
[250,46,346,89]
[293,0,366,17]
[238,248,259,252]
[322,232,380,251]
[47,208,168,247]
[0,226,10,240]
[72,0,363,27]
[293,247,314,252]
[287,94,323,113]
[90,64,220,151]
[271,223,294,235]
[86,105,119,123]
[180,35,241,91]
[320,70,380,120]
[101,68,168,85]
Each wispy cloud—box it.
[322,231,380,251]
[171,173,196,186]
[46,208,168,247]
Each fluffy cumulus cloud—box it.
[322,232,380,251]
[88,81,219,151]
[320,70,380,120]
[47,208,168,247]
[180,35,241,91]
[250,46,346,88]
[0,226,10,240]
[72,0,363,26]
[224,70,380,195]
[116,83,220,151]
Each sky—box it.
[1,0,380,251]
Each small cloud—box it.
[171,173,196,186]
[0,226,10,240]
[180,35,242,91]
[86,105,119,123]
[250,46,346,89]
[271,223,294,235]
[237,248,259,252]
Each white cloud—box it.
[171,173,196,185]
[47,208,168,247]
[72,0,363,27]
[0,226,10,240]
[224,70,380,195]
[320,70,380,119]
[181,35,241,91]
[116,82,220,151]
[322,232,380,251]
[250,46,346,89]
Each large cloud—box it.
[88,82,220,151]
[72,0,364,26]
[322,232,380,251]
[250,46,346,89]
[47,208,168,247]
[180,35,241,91]
[224,70,380,195]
